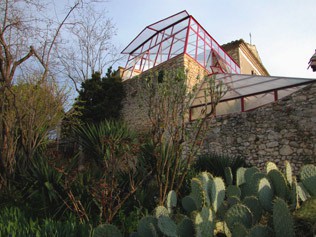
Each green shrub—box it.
[193,153,248,185]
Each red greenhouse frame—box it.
[121,10,240,80]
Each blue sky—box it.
[104,0,316,78]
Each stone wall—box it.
[201,83,316,173]
[121,52,316,173]
[121,53,208,133]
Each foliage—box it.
[17,154,66,218]
[0,206,91,237]
[0,79,65,186]
[75,68,125,124]
[73,120,151,223]
[0,0,81,188]
[136,69,226,204]
[104,161,316,236]
[193,153,248,185]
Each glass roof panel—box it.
[217,74,316,101]
[122,11,189,54]
[148,11,189,31]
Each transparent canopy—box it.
[190,74,316,120]
[121,11,316,118]
[121,10,240,79]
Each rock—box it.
[267,141,279,148]
[280,145,293,156]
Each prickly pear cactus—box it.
[154,206,169,218]
[137,216,158,237]
[191,178,206,210]
[258,177,274,211]
[268,169,289,200]
[273,197,294,237]
[224,204,253,230]
[284,161,293,187]
[243,196,262,224]
[230,222,248,237]
[214,221,231,237]
[294,196,316,224]
[210,177,226,213]
[157,216,177,237]
[93,224,123,237]
[300,164,316,196]
[166,190,177,213]
[289,176,299,210]
[182,195,198,213]
[177,217,195,237]
[248,225,273,237]
[266,161,279,173]
[299,164,316,180]
[297,182,310,201]
[224,167,233,186]
[197,172,213,206]
[244,167,260,183]
[226,196,240,207]
[236,167,247,187]
[226,185,241,199]
[194,206,215,237]
[240,172,265,198]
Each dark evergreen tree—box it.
[75,67,125,124]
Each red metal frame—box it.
[189,78,316,121]
[121,11,240,80]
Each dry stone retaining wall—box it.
[200,83,316,173]
[121,53,316,173]
[121,53,208,133]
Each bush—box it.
[193,153,249,185]
[0,206,91,236]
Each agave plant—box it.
[193,153,248,185]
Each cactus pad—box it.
[266,161,279,173]
[154,206,169,218]
[190,178,205,210]
[268,169,288,199]
[284,161,293,186]
[210,177,226,212]
[177,217,195,237]
[224,167,233,186]
[182,195,198,213]
[243,196,262,224]
[248,225,273,237]
[226,185,241,199]
[137,216,158,237]
[157,216,177,237]
[227,196,240,207]
[166,190,177,213]
[273,197,294,237]
[245,167,260,183]
[197,172,213,206]
[297,182,310,201]
[300,164,316,196]
[224,204,253,230]
[236,167,247,186]
[294,196,316,224]
[230,222,248,237]
[93,224,123,237]
[299,164,316,180]
[194,206,214,237]
[258,177,274,211]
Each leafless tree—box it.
[0,0,79,186]
[58,3,120,92]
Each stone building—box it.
[120,10,316,171]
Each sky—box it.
[103,0,316,79]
